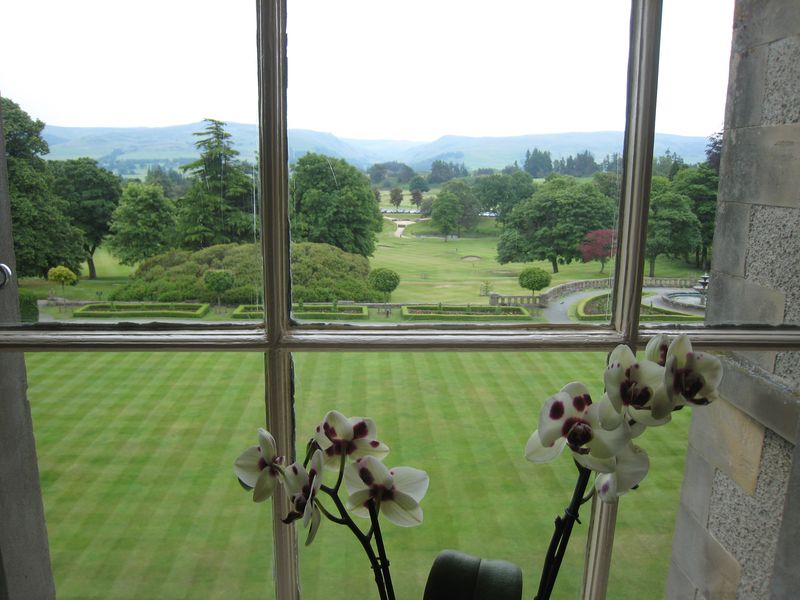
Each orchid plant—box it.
[525,334,722,599]
[235,410,429,600]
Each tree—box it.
[390,188,404,208]
[290,153,383,257]
[671,164,719,269]
[518,267,551,294]
[372,188,382,203]
[592,172,621,201]
[474,171,535,223]
[652,150,685,179]
[145,165,190,199]
[523,148,553,178]
[408,176,430,193]
[368,268,400,302]
[497,175,615,273]
[108,182,176,265]
[427,160,467,184]
[580,229,616,273]
[368,163,388,185]
[705,131,723,174]
[431,191,460,240]
[204,270,235,308]
[645,191,701,277]
[2,97,85,277]
[441,180,481,235]
[177,119,253,249]
[50,158,122,279]
[410,189,424,207]
[47,265,77,292]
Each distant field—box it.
[27,351,690,599]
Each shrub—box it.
[18,289,39,322]
[47,265,77,291]
[368,268,400,302]
[518,267,551,294]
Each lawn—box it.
[27,351,689,599]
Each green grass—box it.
[27,351,689,599]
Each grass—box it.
[27,351,689,599]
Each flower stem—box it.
[368,500,396,600]
[533,461,592,600]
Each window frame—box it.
[2,1,800,599]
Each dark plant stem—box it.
[368,501,396,600]
[534,461,592,600]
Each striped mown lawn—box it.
[26,352,689,599]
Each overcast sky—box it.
[0,0,733,141]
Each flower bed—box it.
[73,302,210,319]
[401,304,532,321]
[232,304,370,321]
[575,293,703,322]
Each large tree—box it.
[645,191,701,277]
[474,171,535,223]
[50,158,122,279]
[441,179,481,235]
[290,153,382,257]
[108,182,176,265]
[497,175,615,273]
[177,119,253,249]
[523,148,553,178]
[1,97,84,277]
[430,191,460,241]
[671,164,718,270]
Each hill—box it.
[42,123,709,175]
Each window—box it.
[2,1,800,599]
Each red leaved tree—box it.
[580,229,616,273]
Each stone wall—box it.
[667,1,800,598]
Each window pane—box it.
[27,352,273,598]
[2,2,263,327]
[286,1,629,326]
[639,1,734,325]
[293,351,688,598]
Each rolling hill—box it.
[42,123,709,175]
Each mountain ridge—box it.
[42,122,710,174]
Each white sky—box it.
[0,0,733,142]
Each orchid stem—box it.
[368,500,396,600]
[533,461,592,600]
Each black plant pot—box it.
[423,550,523,600]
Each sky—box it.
[0,0,734,142]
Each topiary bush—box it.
[518,267,551,294]
[368,268,400,302]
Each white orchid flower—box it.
[344,456,429,527]
[314,410,389,468]
[595,443,650,503]
[653,335,723,419]
[234,428,284,502]
[282,449,324,545]
[525,382,630,470]
[604,345,670,428]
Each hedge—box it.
[232,304,370,321]
[575,294,704,322]
[401,304,533,322]
[74,302,210,319]
[19,289,39,323]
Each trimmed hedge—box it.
[232,304,370,321]
[575,294,703,322]
[74,302,210,319]
[19,289,39,323]
[401,304,533,322]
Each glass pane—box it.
[27,352,273,599]
[639,1,734,325]
[287,1,630,325]
[292,351,688,598]
[1,2,263,326]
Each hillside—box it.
[42,123,709,174]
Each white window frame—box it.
[2,1,800,598]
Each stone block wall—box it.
[667,1,800,598]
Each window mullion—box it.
[258,1,299,599]
[585,2,663,599]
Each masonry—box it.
[666,1,800,598]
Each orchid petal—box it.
[628,404,671,427]
[525,431,567,463]
[598,394,623,430]
[305,506,321,546]
[348,416,378,440]
[585,404,630,459]
[257,428,278,461]
[352,438,390,461]
[645,334,671,366]
[346,488,373,515]
[381,490,423,527]
[595,473,618,503]
[389,467,429,502]
[538,391,573,447]
[343,461,366,496]
[573,451,617,474]
[615,444,650,493]
[356,456,393,488]
[253,468,278,502]
[604,345,636,411]
[234,445,263,488]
